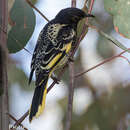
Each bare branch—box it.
[25,0,49,22]
[71,0,76,7]
[12,111,29,129]
[7,113,28,130]
[88,0,94,14]
[75,48,130,78]
[64,1,77,130]
[119,56,130,64]
[89,25,130,53]
[65,62,75,130]
[0,0,9,130]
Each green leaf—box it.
[104,0,130,39]
[96,36,115,59]
[7,0,36,53]
[98,30,130,53]
[62,85,130,130]
[31,0,38,5]
[127,126,130,130]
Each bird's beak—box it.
[85,14,95,18]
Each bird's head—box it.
[54,7,94,25]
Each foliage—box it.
[104,0,130,39]
[7,0,36,53]
[60,85,130,130]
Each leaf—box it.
[99,30,130,53]
[96,36,115,59]
[104,0,130,39]
[127,126,130,130]
[7,0,36,53]
[8,0,15,13]
[31,0,38,5]
[84,85,130,130]
[61,85,130,130]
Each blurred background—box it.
[8,0,130,130]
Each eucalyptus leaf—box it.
[104,0,130,39]
[7,0,36,53]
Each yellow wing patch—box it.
[41,42,72,70]
[47,53,62,69]
[61,42,72,53]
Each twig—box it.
[65,62,75,130]
[119,56,130,64]
[89,25,130,54]
[75,48,130,78]
[0,0,9,130]
[71,0,76,7]
[85,0,94,24]
[25,0,49,22]
[12,111,29,129]
[64,1,76,130]
[7,113,28,130]
[88,0,94,14]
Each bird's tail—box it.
[29,76,48,122]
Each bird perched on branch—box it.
[29,7,94,122]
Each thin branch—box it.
[88,0,94,14]
[75,48,130,78]
[89,25,130,54]
[7,113,28,130]
[65,62,75,130]
[71,0,76,7]
[0,0,9,130]
[85,0,94,24]
[119,55,130,64]
[12,111,29,129]
[25,0,49,22]
[64,1,76,130]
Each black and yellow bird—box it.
[29,7,94,122]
